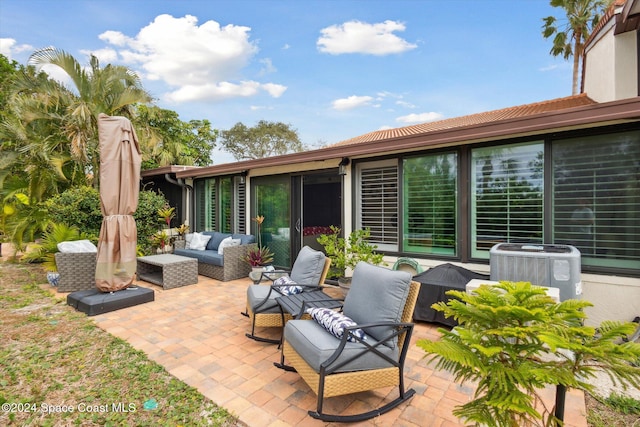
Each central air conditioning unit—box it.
[490,243,581,302]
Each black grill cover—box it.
[413,263,489,327]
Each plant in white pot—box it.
[316,225,385,295]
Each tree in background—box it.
[542,0,612,95]
[220,120,303,160]
[135,105,217,168]
[25,47,154,185]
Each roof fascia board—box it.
[175,97,640,179]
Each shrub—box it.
[46,186,102,240]
[46,186,168,255]
[417,281,640,427]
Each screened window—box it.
[403,153,457,255]
[356,160,398,251]
[552,130,640,271]
[471,142,544,258]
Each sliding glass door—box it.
[251,175,291,268]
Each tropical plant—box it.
[176,222,189,238]
[157,204,176,228]
[243,215,274,266]
[417,281,640,427]
[243,246,275,267]
[135,104,217,168]
[21,222,89,271]
[150,230,170,253]
[316,225,385,279]
[26,47,153,186]
[542,0,612,95]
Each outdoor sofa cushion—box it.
[175,249,224,266]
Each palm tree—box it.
[26,47,153,185]
[542,0,612,95]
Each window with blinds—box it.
[235,177,246,234]
[357,161,398,251]
[552,130,640,270]
[403,153,457,255]
[471,142,544,258]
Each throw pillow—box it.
[306,307,366,343]
[190,232,212,251]
[218,237,242,255]
[273,275,303,296]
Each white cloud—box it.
[0,38,33,60]
[396,112,444,124]
[317,20,417,55]
[259,58,276,75]
[262,83,287,97]
[331,95,374,110]
[98,14,285,103]
[396,100,416,108]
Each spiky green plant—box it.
[21,222,89,271]
[417,281,640,427]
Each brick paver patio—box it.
[83,275,587,426]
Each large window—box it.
[194,176,245,233]
[471,142,544,258]
[403,153,457,255]
[552,130,640,270]
[356,160,398,251]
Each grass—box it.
[0,261,239,426]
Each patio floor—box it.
[81,275,587,427]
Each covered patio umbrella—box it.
[413,263,490,326]
[95,113,141,292]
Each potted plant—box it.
[243,215,275,272]
[417,281,640,427]
[157,204,176,229]
[173,222,189,249]
[151,230,170,254]
[317,225,385,294]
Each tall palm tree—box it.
[542,0,612,95]
[27,47,153,185]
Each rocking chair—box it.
[277,261,420,422]
[244,246,331,343]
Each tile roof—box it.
[332,94,597,147]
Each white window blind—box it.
[471,142,544,258]
[357,161,398,249]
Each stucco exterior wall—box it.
[584,26,638,102]
[614,31,638,100]
[584,26,617,102]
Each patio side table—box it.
[137,254,198,290]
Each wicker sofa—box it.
[174,232,256,281]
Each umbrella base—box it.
[67,286,154,316]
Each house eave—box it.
[175,97,640,180]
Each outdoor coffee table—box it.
[136,254,198,290]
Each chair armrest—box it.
[320,321,415,374]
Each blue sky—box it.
[0,0,573,164]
